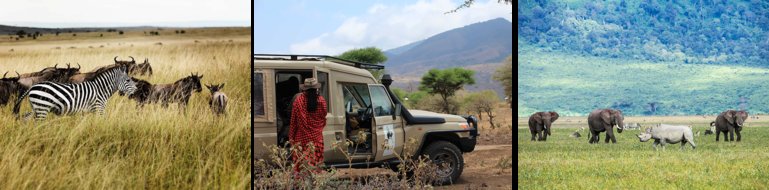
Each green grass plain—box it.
[518,123,769,189]
[517,41,769,117]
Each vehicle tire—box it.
[422,141,464,185]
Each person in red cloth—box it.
[289,78,327,178]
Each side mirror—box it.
[393,104,402,120]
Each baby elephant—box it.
[637,124,696,151]
[206,83,228,115]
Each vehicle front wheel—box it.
[423,141,464,185]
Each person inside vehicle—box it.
[276,76,299,146]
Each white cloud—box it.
[0,0,250,27]
[368,4,387,14]
[290,0,513,55]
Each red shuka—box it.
[289,92,327,175]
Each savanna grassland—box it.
[518,116,769,189]
[0,27,250,188]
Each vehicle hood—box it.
[408,110,467,123]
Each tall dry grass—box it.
[0,28,250,189]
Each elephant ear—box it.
[725,110,735,124]
[549,111,559,122]
[530,112,543,123]
[600,109,612,125]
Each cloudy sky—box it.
[254,0,513,55]
[0,0,250,27]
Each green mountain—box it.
[518,0,769,116]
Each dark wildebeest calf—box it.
[205,83,228,115]
[127,73,202,110]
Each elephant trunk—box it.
[544,121,552,136]
[616,119,624,133]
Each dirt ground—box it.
[336,106,514,189]
[334,144,513,190]
[435,144,513,190]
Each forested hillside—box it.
[518,0,769,66]
[518,0,769,116]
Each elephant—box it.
[587,109,624,144]
[714,110,748,142]
[528,111,559,141]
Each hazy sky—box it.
[0,0,250,27]
[254,0,513,55]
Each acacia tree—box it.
[464,90,501,128]
[419,68,475,114]
[493,55,513,109]
[337,47,388,79]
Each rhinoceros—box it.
[637,124,696,151]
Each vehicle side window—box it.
[341,83,371,111]
[254,72,265,116]
[369,86,393,117]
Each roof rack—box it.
[253,54,385,70]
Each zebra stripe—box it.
[13,66,137,120]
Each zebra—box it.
[12,65,137,120]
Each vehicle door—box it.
[253,69,277,159]
[369,84,405,161]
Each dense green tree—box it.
[419,68,475,114]
[392,87,428,108]
[337,47,388,79]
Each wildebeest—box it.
[570,127,584,138]
[127,77,153,107]
[637,124,696,151]
[0,72,24,106]
[113,56,153,76]
[205,83,228,115]
[704,121,715,135]
[127,73,203,110]
[17,63,81,88]
[129,58,153,76]
[69,57,151,83]
[114,56,136,65]
[69,60,135,83]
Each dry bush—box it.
[254,138,447,189]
